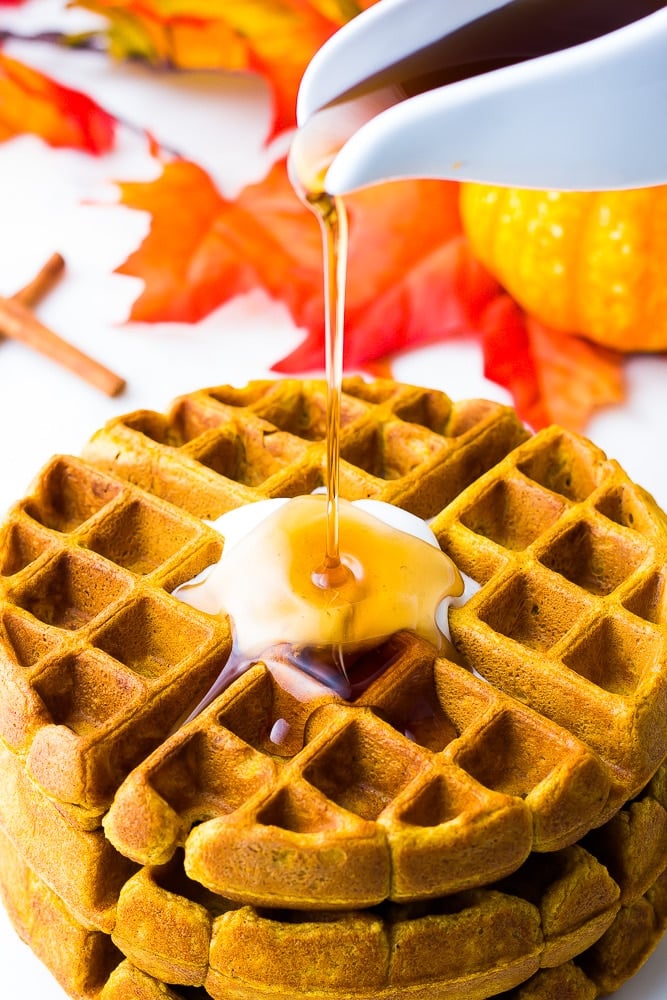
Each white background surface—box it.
[0,2,666,997]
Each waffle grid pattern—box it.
[82,377,530,521]
[1,765,665,1000]
[0,455,229,823]
[434,425,667,804]
[103,637,612,909]
[0,378,666,999]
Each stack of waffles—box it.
[0,377,665,1000]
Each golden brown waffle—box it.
[1,767,664,1000]
[82,376,530,521]
[0,377,666,998]
[0,377,527,834]
[103,639,611,908]
[433,423,667,815]
[91,378,666,908]
[0,822,120,999]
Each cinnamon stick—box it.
[12,252,66,308]
[0,295,126,397]
[0,255,126,397]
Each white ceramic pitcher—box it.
[293,0,667,194]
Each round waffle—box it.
[0,377,666,999]
[0,767,664,999]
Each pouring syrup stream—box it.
[175,145,463,721]
[308,190,350,589]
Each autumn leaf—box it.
[116,155,628,431]
[0,51,116,151]
[525,316,626,431]
[73,0,378,137]
[116,156,500,366]
[480,294,626,431]
[479,295,548,431]
[279,216,499,372]
[117,158,322,323]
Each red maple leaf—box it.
[0,52,116,152]
[481,294,626,431]
[279,195,500,372]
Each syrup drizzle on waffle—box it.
[171,116,466,705]
[174,495,463,721]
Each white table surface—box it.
[0,3,666,997]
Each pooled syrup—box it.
[185,496,460,652]
[175,495,464,729]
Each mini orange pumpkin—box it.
[460,184,667,352]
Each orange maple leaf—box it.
[74,0,378,137]
[280,212,498,372]
[117,158,322,322]
[0,51,116,151]
[526,316,626,431]
[116,156,494,363]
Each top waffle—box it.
[1,377,666,912]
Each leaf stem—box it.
[0,29,105,50]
